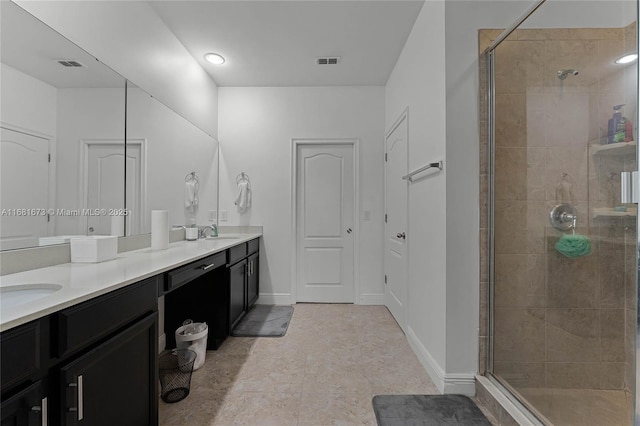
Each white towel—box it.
[185,180,198,209]
[235,180,251,214]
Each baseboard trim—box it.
[359,293,384,305]
[405,326,476,396]
[256,293,293,305]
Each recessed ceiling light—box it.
[615,53,638,64]
[204,53,225,65]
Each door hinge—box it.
[384,214,387,223]
[385,153,387,162]
[384,275,387,284]
[48,153,51,162]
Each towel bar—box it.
[402,161,443,182]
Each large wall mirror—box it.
[0,1,219,251]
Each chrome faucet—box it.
[198,224,218,238]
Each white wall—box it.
[15,1,219,138]
[218,87,385,304]
[385,0,533,394]
[385,0,449,387]
[1,63,57,136]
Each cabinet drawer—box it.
[0,318,46,393]
[58,277,158,357]
[228,243,247,265]
[247,238,260,255]
[165,251,227,292]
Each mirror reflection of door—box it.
[86,143,124,235]
[84,141,143,236]
[0,127,51,249]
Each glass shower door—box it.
[487,1,638,424]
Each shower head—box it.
[557,69,579,80]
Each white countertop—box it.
[0,233,261,332]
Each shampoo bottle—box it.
[608,104,631,143]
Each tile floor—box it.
[159,303,440,425]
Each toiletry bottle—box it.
[608,105,623,143]
[608,104,630,143]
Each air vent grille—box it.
[57,60,85,68]
[316,57,341,65]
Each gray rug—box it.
[372,395,491,426]
[231,305,294,337]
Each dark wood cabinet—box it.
[229,259,247,330]
[1,381,46,426]
[247,252,259,308]
[227,238,260,333]
[1,276,158,426]
[59,312,157,426]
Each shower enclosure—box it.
[481,0,639,424]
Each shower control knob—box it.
[397,232,406,240]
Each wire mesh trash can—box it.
[175,320,208,370]
[159,349,196,403]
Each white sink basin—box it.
[205,236,240,240]
[0,284,62,310]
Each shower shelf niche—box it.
[590,141,636,157]
[592,207,637,219]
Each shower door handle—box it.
[621,171,639,204]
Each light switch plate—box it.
[363,210,371,221]
[220,210,228,222]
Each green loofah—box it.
[555,234,592,258]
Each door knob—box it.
[397,232,406,239]
[347,228,352,234]
[88,227,94,233]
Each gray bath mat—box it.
[231,305,293,337]
[372,395,491,426]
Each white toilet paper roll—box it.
[110,215,124,236]
[151,210,169,250]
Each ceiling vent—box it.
[316,57,341,65]
[57,60,85,68]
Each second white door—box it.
[385,114,408,330]
[296,143,355,303]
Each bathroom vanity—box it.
[0,233,261,425]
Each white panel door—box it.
[296,144,355,303]
[0,127,50,250]
[385,115,408,330]
[86,144,125,235]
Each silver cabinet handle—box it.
[31,397,48,426]
[201,263,215,271]
[250,260,253,275]
[68,375,84,420]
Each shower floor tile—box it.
[517,388,632,426]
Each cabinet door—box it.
[1,381,46,426]
[229,260,247,330]
[247,253,259,309]
[60,313,157,426]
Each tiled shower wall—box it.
[479,23,637,393]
